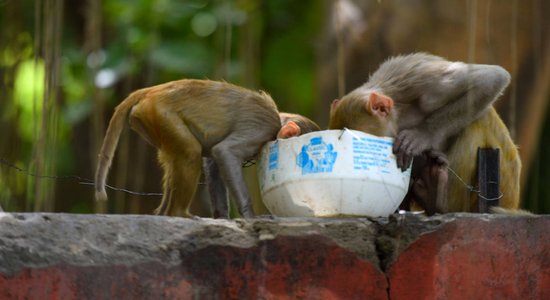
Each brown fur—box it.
[95,79,281,217]
[445,107,521,212]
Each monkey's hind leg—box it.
[169,155,202,217]
[154,150,174,216]
[152,112,203,217]
[154,149,202,217]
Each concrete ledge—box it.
[385,214,550,299]
[0,213,548,299]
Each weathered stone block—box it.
[1,212,548,299]
[0,213,386,299]
[385,214,550,300]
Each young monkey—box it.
[329,53,520,213]
[95,79,281,218]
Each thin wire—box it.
[0,158,163,197]
[478,192,503,201]
[2,156,505,200]
[446,165,476,192]
[78,182,163,196]
[447,164,503,201]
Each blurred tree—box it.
[317,0,550,213]
[0,0,323,214]
[0,0,548,214]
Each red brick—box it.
[388,216,550,300]
[0,236,387,300]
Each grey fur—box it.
[346,52,510,169]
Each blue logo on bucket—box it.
[268,142,279,170]
[296,137,338,175]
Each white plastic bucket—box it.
[257,129,411,217]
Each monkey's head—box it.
[328,91,398,137]
[277,112,321,139]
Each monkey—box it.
[95,79,281,218]
[329,53,511,172]
[206,112,321,218]
[329,53,520,213]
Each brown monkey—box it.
[95,79,281,218]
[329,53,520,213]
[206,112,321,218]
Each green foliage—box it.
[13,59,45,141]
[3,0,545,215]
[1,0,320,213]
[260,0,322,117]
[149,41,214,76]
[101,0,222,82]
[0,33,34,67]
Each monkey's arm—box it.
[394,64,510,170]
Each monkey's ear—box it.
[330,99,341,113]
[277,121,301,139]
[367,92,394,118]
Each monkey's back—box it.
[446,107,521,211]
[365,53,449,101]
[132,79,281,150]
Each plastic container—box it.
[257,129,411,217]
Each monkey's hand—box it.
[393,129,443,171]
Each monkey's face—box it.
[328,92,397,137]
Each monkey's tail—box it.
[94,90,147,202]
[489,206,535,216]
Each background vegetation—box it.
[0,0,549,214]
